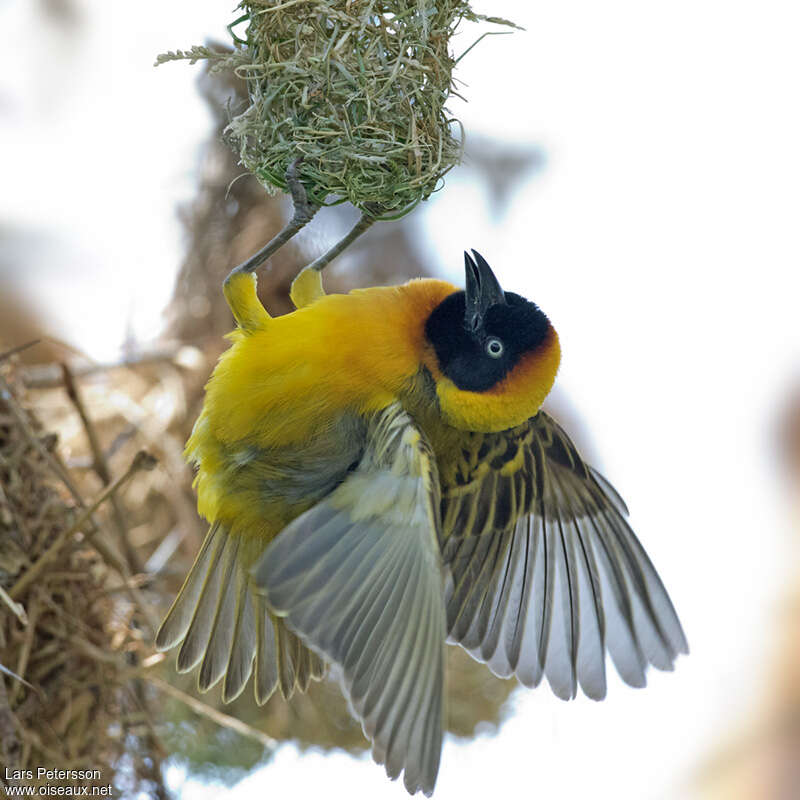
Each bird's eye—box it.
[485,337,504,358]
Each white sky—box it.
[3,1,800,799]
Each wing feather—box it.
[254,404,447,796]
[439,410,688,700]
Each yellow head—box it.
[420,251,561,432]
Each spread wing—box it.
[253,403,446,796]
[439,410,688,701]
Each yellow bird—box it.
[157,251,687,795]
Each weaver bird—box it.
[157,251,687,795]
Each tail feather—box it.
[224,581,257,702]
[276,621,298,697]
[156,524,326,703]
[176,529,228,673]
[155,523,223,652]
[255,593,279,705]
[199,535,240,691]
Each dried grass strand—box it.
[8,451,156,601]
[145,676,277,749]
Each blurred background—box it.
[1,1,799,798]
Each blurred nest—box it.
[0,361,163,796]
[156,1,515,217]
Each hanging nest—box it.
[157,1,516,218]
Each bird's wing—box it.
[439,410,688,701]
[253,402,447,797]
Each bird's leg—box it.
[290,208,377,308]
[225,159,320,283]
[224,159,320,329]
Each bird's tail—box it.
[155,522,325,703]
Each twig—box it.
[0,663,42,703]
[0,585,27,625]
[0,674,20,769]
[67,634,127,666]
[9,599,38,706]
[145,676,277,749]
[20,346,196,389]
[35,593,102,641]
[8,452,156,601]
[54,623,169,795]
[14,727,89,769]
[122,675,169,795]
[0,373,86,503]
[104,423,138,463]
[1,373,159,631]
[60,363,143,573]
[0,340,40,363]
[60,364,109,482]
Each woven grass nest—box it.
[157,1,515,218]
[0,364,161,795]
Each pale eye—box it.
[486,337,504,358]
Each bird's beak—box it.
[464,249,506,333]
